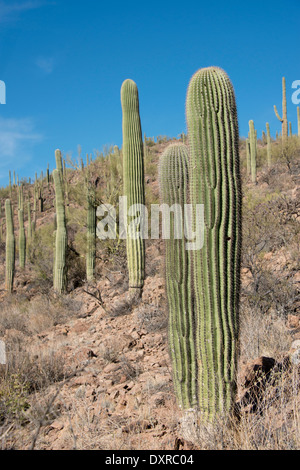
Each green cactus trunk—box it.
[18,185,26,269]
[27,200,32,250]
[53,168,67,294]
[5,199,15,293]
[266,122,272,167]
[186,67,242,420]
[55,149,64,181]
[249,120,257,183]
[47,163,50,187]
[297,107,300,137]
[121,79,145,291]
[159,143,196,410]
[86,182,96,282]
[274,77,288,143]
[246,138,251,175]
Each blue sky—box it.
[0,0,299,186]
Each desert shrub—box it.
[270,136,300,173]
[0,373,30,424]
[135,302,168,333]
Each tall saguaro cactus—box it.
[249,120,257,183]
[159,143,196,410]
[86,178,96,282]
[18,184,26,269]
[186,67,242,420]
[121,79,145,291]
[55,149,64,181]
[53,168,67,293]
[274,77,288,143]
[246,138,251,175]
[5,199,15,293]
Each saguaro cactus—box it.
[53,168,67,293]
[246,138,251,175]
[297,107,300,137]
[274,77,288,143]
[86,180,96,282]
[5,199,15,293]
[27,199,32,246]
[186,66,242,420]
[266,122,272,167]
[249,120,257,183]
[159,143,196,410]
[18,184,26,269]
[121,79,145,291]
[55,149,64,180]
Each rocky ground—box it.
[0,139,299,450]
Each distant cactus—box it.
[246,138,251,175]
[86,178,96,282]
[249,120,257,183]
[186,66,242,420]
[297,107,300,137]
[5,199,15,293]
[18,185,26,269]
[121,79,145,291]
[266,122,272,167]
[46,163,50,187]
[159,143,196,409]
[289,121,292,137]
[274,77,288,142]
[27,199,32,245]
[53,168,67,293]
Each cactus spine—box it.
[5,199,15,293]
[266,122,272,167]
[186,67,242,420]
[18,184,26,269]
[249,120,257,183]
[274,77,288,143]
[159,143,196,409]
[121,79,145,291]
[53,168,67,293]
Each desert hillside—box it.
[0,134,299,450]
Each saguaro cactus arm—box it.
[274,77,288,141]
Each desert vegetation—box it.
[0,70,299,450]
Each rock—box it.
[103,362,120,374]
[287,315,300,329]
[290,340,300,365]
[290,350,300,366]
